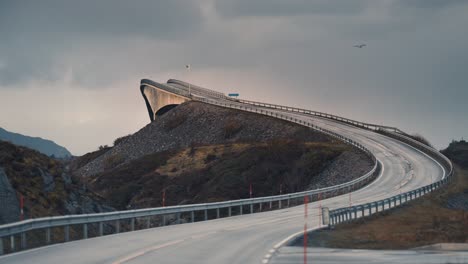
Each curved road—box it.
[0,82,446,264]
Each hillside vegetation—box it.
[87,141,363,210]
[0,140,111,224]
[74,101,373,210]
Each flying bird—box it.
[353,44,366,48]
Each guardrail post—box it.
[191,211,195,222]
[368,205,371,215]
[146,217,151,228]
[250,203,253,214]
[228,207,232,217]
[259,203,262,212]
[10,236,15,252]
[177,213,181,224]
[131,218,135,231]
[0,238,3,255]
[279,200,282,209]
[99,222,103,236]
[287,198,290,207]
[83,223,88,239]
[162,215,166,226]
[269,201,272,209]
[240,205,243,215]
[46,227,51,244]
[115,220,120,233]
[20,232,27,249]
[216,208,220,219]
[64,226,69,242]
[204,209,208,221]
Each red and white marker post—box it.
[20,194,24,221]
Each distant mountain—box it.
[0,127,72,158]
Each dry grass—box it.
[155,143,251,178]
[303,166,468,249]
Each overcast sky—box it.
[1,0,467,155]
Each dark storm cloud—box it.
[0,0,203,86]
[215,0,370,17]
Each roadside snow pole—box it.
[249,183,253,199]
[162,190,166,207]
[304,196,309,264]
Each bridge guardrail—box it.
[0,83,379,255]
[325,129,453,227]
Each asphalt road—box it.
[0,86,447,264]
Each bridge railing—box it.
[235,98,402,133]
[0,94,379,255]
[324,129,453,227]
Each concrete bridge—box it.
[140,79,191,121]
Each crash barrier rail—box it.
[167,79,226,99]
[236,98,403,133]
[165,79,407,135]
[0,88,379,255]
[325,129,453,227]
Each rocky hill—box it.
[0,140,112,224]
[75,101,373,210]
[77,101,334,177]
[0,127,72,158]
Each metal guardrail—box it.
[325,128,453,227]
[0,81,380,255]
[165,79,405,134]
[236,98,402,133]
